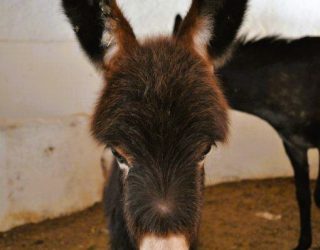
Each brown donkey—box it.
[62,0,229,249]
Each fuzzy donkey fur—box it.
[62,0,229,249]
[174,1,320,249]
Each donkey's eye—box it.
[111,148,128,165]
[199,145,212,162]
[117,156,126,164]
[203,146,211,156]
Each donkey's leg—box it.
[104,162,135,250]
[283,142,312,250]
[314,148,320,208]
[61,0,104,65]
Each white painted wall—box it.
[0,0,319,231]
[238,0,320,41]
[1,0,320,118]
[0,115,104,232]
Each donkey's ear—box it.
[176,0,214,63]
[100,0,138,67]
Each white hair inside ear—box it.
[102,31,119,64]
[193,17,213,60]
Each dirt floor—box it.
[0,178,320,250]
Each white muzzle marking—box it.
[140,234,188,250]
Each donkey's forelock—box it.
[91,38,228,160]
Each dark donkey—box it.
[174,2,320,249]
[219,36,320,250]
[62,0,229,249]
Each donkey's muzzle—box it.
[140,234,189,250]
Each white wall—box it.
[0,0,319,231]
[0,115,104,232]
[238,0,320,41]
[1,0,320,118]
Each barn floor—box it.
[1,178,320,250]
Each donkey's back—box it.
[219,37,320,146]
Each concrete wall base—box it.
[0,114,104,232]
